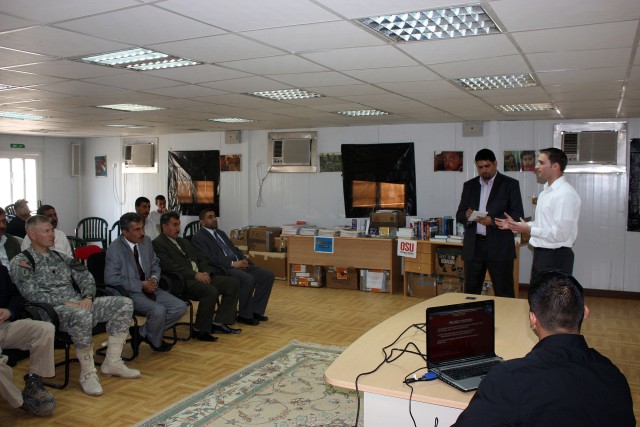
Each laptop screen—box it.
[427,300,496,365]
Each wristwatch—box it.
[83,294,94,301]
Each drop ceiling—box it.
[0,0,639,137]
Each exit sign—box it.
[10,143,25,148]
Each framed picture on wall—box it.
[95,155,107,177]
[503,150,536,172]
[434,151,463,172]
[220,154,241,171]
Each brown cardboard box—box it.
[360,269,390,293]
[289,264,325,287]
[325,266,359,290]
[248,251,287,280]
[273,236,288,253]
[435,247,464,277]
[248,226,282,252]
[406,273,438,298]
[229,228,248,246]
[437,276,464,295]
[236,245,249,256]
[370,211,407,228]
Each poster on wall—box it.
[434,151,463,172]
[95,155,107,177]
[220,154,241,171]
[319,153,342,172]
[503,150,536,172]
[628,138,640,231]
[168,150,220,216]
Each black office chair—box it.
[159,272,194,341]
[75,217,109,249]
[182,220,201,241]
[66,236,88,259]
[108,220,120,245]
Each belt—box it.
[476,234,487,240]
[535,247,570,252]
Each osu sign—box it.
[397,239,417,258]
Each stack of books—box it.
[299,225,319,236]
[340,229,364,238]
[447,235,464,243]
[281,224,305,235]
[317,228,340,237]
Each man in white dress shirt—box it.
[21,205,72,257]
[497,148,581,280]
[135,197,158,240]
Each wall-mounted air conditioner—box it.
[268,131,318,173]
[553,122,626,173]
[122,137,158,173]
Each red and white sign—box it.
[397,239,417,258]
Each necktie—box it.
[134,245,156,301]
[214,231,237,260]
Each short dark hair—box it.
[14,199,28,209]
[474,149,496,162]
[199,207,216,220]
[539,147,568,171]
[0,207,5,216]
[119,212,143,232]
[160,211,180,226]
[135,196,150,207]
[37,204,55,215]
[155,195,166,202]
[528,270,585,333]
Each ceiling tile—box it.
[527,48,633,72]
[220,55,328,75]
[0,0,137,23]
[429,55,530,79]
[302,45,419,71]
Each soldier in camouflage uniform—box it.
[9,215,142,397]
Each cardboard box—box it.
[406,273,438,299]
[236,245,249,256]
[289,264,325,287]
[325,266,359,290]
[370,211,407,228]
[229,228,248,246]
[360,269,390,293]
[248,251,287,280]
[435,247,464,277]
[273,236,288,253]
[248,226,282,252]
[437,276,464,295]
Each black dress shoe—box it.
[129,326,141,353]
[212,324,242,334]
[253,313,269,322]
[237,316,259,326]
[144,336,173,352]
[193,330,218,342]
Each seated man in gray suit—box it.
[153,212,241,340]
[192,208,273,326]
[105,212,187,352]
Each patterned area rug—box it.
[136,341,362,427]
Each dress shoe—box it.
[237,316,260,326]
[193,330,218,342]
[129,326,141,353]
[253,313,269,322]
[144,336,173,352]
[212,323,242,334]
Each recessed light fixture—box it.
[78,48,201,71]
[495,103,555,112]
[106,124,153,128]
[248,89,323,101]
[336,109,390,117]
[454,74,537,91]
[96,104,164,112]
[356,4,500,42]
[208,118,255,123]
[0,112,48,120]
[0,84,17,91]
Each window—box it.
[0,153,39,209]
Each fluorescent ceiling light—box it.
[356,4,500,42]
[96,104,164,112]
[78,48,201,71]
[495,103,554,112]
[454,74,537,91]
[0,112,48,120]
[248,89,323,100]
[208,118,255,123]
[0,84,17,91]
[336,109,390,117]
[106,124,152,128]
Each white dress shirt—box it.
[528,176,581,249]
[21,228,73,257]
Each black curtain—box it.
[628,138,640,231]
[168,150,220,216]
[341,143,416,218]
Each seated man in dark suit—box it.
[152,212,241,340]
[0,207,22,267]
[6,199,31,239]
[105,212,187,352]
[191,208,273,326]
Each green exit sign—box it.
[10,143,26,148]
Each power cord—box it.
[255,161,269,207]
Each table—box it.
[325,293,537,426]
[287,235,402,294]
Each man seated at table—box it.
[0,207,21,266]
[153,212,241,340]
[105,212,187,352]
[6,199,31,239]
[191,208,273,326]
[453,270,635,427]
[21,205,72,257]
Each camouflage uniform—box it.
[9,248,133,349]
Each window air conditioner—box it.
[553,122,626,173]
[124,143,155,168]
[268,131,318,173]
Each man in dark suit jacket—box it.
[0,207,22,266]
[455,149,524,297]
[153,212,241,340]
[191,209,273,326]
[105,212,187,352]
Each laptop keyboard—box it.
[443,360,501,380]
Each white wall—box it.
[19,117,640,293]
[0,134,80,235]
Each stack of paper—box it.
[317,228,340,236]
[397,227,414,239]
[340,229,364,238]
[299,225,319,236]
[281,224,304,235]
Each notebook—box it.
[426,299,503,392]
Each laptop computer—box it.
[426,299,503,392]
